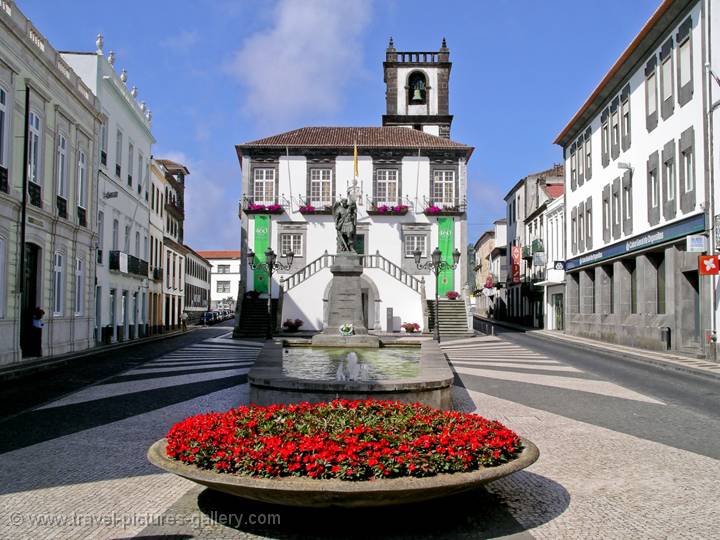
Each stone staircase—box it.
[427,299,472,338]
[235,298,278,337]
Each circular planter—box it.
[147,437,539,508]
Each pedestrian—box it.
[30,307,44,357]
[181,311,188,331]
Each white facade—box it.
[0,3,101,363]
[198,253,241,310]
[537,197,565,330]
[557,0,714,356]
[184,248,210,322]
[63,41,154,344]
[237,129,472,332]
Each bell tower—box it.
[382,38,453,138]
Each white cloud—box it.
[156,150,240,250]
[160,30,199,51]
[226,0,372,130]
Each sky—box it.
[20,0,662,249]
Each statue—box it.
[333,197,357,252]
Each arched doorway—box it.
[322,275,381,330]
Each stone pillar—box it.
[638,254,657,315]
[616,259,632,314]
[566,272,579,314]
[599,265,613,315]
[580,269,594,314]
[324,254,367,335]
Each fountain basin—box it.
[249,339,453,409]
[147,437,539,507]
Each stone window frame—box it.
[401,223,430,275]
[373,161,402,206]
[611,177,621,240]
[577,201,585,253]
[584,127,592,180]
[251,160,280,206]
[646,151,660,226]
[585,196,593,250]
[621,170,633,236]
[429,162,459,207]
[620,84,631,152]
[306,156,336,208]
[570,207,577,255]
[659,37,675,121]
[276,222,307,274]
[53,250,65,316]
[676,17,693,107]
[56,130,69,200]
[570,142,577,190]
[577,134,585,186]
[28,108,44,186]
[610,97,620,161]
[679,125,696,213]
[661,138,677,220]
[645,55,658,132]
[601,108,610,167]
[216,280,231,293]
[602,184,610,242]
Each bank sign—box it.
[565,213,705,271]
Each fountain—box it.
[248,180,453,408]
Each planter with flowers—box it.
[339,322,354,336]
[244,203,284,215]
[445,291,460,300]
[299,204,333,215]
[282,318,304,332]
[148,400,539,507]
[423,204,465,217]
[401,322,421,333]
[367,204,409,216]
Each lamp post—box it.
[248,247,293,339]
[414,247,461,342]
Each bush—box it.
[401,322,421,333]
[282,318,303,332]
[165,400,523,480]
[446,291,460,300]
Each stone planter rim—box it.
[147,437,539,507]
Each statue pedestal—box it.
[312,253,380,348]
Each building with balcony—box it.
[196,250,242,311]
[503,165,563,326]
[556,0,715,357]
[63,36,153,344]
[472,230,495,317]
[0,1,101,363]
[183,246,211,324]
[235,40,473,334]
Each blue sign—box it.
[566,213,705,271]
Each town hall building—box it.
[235,40,474,334]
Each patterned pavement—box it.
[0,333,718,539]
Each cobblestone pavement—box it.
[0,333,718,539]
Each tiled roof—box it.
[157,159,190,175]
[543,184,565,199]
[237,127,473,156]
[196,250,241,260]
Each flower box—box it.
[244,203,284,215]
[367,204,409,216]
[299,204,332,215]
[446,291,460,300]
[424,205,465,217]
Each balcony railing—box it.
[422,197,467,216]
[0,165,7,193]
[366,196,410,216]
[109,250,148,277]
[240,197,284,215]
[56,196,67,218]
[298,196,334,215]
[28,182,41,207]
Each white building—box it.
[234,41,472,335]
[0,2,101,363]
[535,195,566,330]
[556,0,712,357]
[63,37,153,344]
[197,250,241,311]
[485,219,508,319]
[183,246,211,323]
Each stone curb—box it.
[0,327,200,381]
[474,317,720,382]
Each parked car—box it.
[200,311,215,325]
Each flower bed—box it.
[165,400,522,481]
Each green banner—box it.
[253,215,270,293]
[437,217,454,296]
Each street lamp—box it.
[414,247,461,342]
[248,247,294,339]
